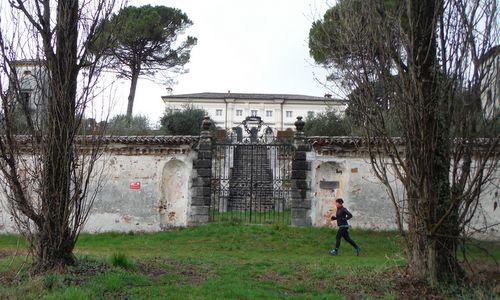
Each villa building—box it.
[9,60,49,124]
[161,92,347,130]
[481,45,499,120]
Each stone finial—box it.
[294,116,305,132]
[201,116,212,131]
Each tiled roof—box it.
[307,136,405,147]
[14,135,199,146]
[162,92,345,102]
[78,135,198,145]
[12,135,498,150]
[307,136,498,148]
[11,59,45,66]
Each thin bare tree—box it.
[0,0,124,272]
[309,0,499,285]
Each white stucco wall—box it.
[159,159,191,228]
[309,153,402,230]
[308,151,500,240]
[480,47,499,120]
[83,151,195,233]
[0,143,196,234]
[0,205,14,233]
[1,140,497,240]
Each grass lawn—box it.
[0,224,498,299]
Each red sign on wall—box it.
[130,181,141,190]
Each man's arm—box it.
[343,208,353,221]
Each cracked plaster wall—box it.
[309,152,499,240]
[0,147,196,234]
[0,144,498,240]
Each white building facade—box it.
[11,60,48,103]
[10,60,49,123]
[161,92,347,130]
[481,46,499,120]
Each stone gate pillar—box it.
[189,116,212,225]
[291,116,312,226]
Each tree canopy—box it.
[106,115,152,136]
[96,5,197,119]
[309,0,402,122]
[309,0,499,286]
[303,109,352,136]
[309,0,403,82]
[160,105,210,135]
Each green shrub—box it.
[106,114,152,136]
[304,109,352,136]
[160,105,214,135]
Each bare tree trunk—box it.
[405,0,462,285]
[126,66,140,121]
[405,186,429,279]
[33,0,79,272]
[0,0,122,273]
[309,0,498,286]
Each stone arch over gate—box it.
[160,159,190,228]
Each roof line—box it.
[161,92,346,101]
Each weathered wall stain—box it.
[311,161,349,227]
[160,159,190,228]
[0,136,497,240]
[310,155,399,231]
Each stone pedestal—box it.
[291,116,312,226]
[189,117,213,225]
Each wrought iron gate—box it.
[210,117,292,224]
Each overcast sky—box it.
[114,0,333,125]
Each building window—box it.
[266,110,273,117]
[236,109,242,116]
[216,109,223,116]
[307,111,315,119]
[251,110,258,116]
[286,111,292,118]
[486,89,493,106]
[20,91,31,105]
